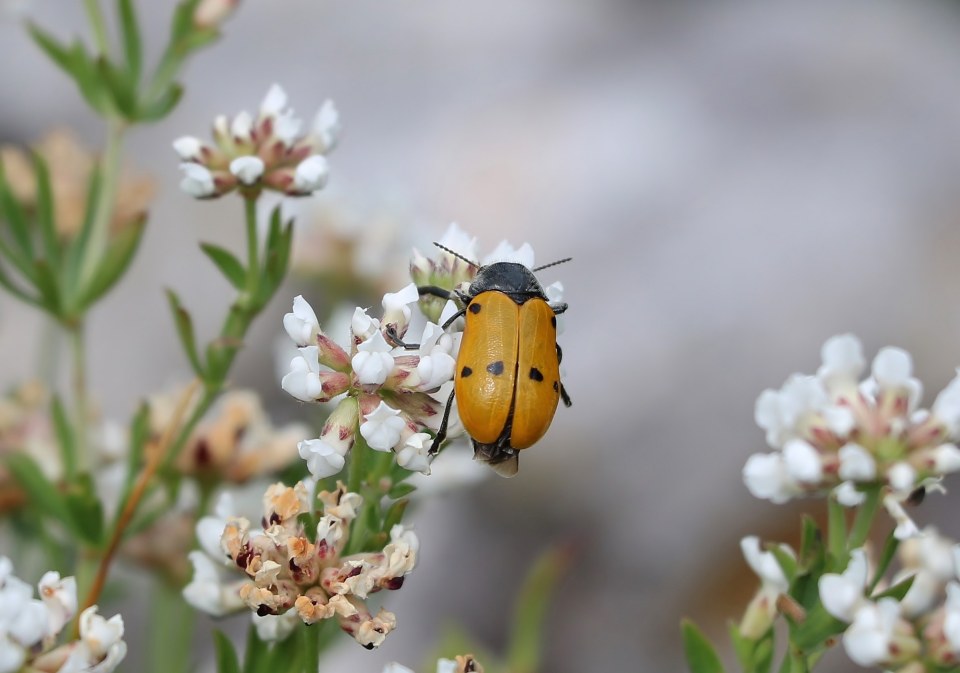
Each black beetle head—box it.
[467,262,546,303]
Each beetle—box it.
[394,243,571,477]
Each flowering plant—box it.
[0,2,570,671]
[684,335,960,673]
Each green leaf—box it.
[5,453,72,522]
[201,242,246,290]
[33,260,63,315]
[27,25,109,115]
[0,160,34,262]
[116,402,150,515]
[382,498,408,533]
[0,263,41,307]
[768,543,797,584]
[869,531,899,593]
[116,0,143,83]
[242,622,270,673]
[32,154,60,268]
[798,515,822,570]
[64,473,104,545]
[96,57,137,118]
[27,23,75,75]
[64,165,102,285]
[74,214,147,311]
[791,603,846,651]
[213,630,241,673]
[170,0,202,42]
[753,631,774,673]
[387,482,417,500]
[51,396,76,480]
[137,84,184,122]
[728,621,754,672]
[874,575,915,601]
[166,289,205,376]
[826,498,847,563]
[681,619,726,673]
[507,545,573,673]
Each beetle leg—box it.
[383,325,420,350]
[417,285,456,301]
[429,387,457,455]
[549,302,568,315]
[560,382,572,408]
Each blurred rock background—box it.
[5,0,960,670]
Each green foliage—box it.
[682,619,726,673]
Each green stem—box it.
[69,322,89,469]
[848,487,881,550]
[244,197,259,297]
[303,622,320,673]
[82,0,110,55]
[827,497,847,562]
[78,117,125,290]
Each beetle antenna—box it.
[433,242,479,268]
[532,257,572,272]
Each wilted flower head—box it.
[182,482,417,649]
[743,335,960,534]
[173,84,339,198]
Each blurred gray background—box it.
[6,0,960,670]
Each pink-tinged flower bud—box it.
[229,155,265,185]
[283,296,320,347]
[193,0,239,29]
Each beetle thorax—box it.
[468,262,546,303]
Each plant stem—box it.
[827,497,847,562]
[69,321,89,470]
[848,487,881,550]
[82,0,110,55]
[244,196,259,297]
[78,117,125,290]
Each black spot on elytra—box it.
[487,360,505,375]
[461,366,473,377]
[551,315,557,328]
[469,303,482,314]
[553,381,559,392]
[529,367,544,382]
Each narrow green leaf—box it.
[382,498,408,534]
[68,42,111,114]
[869,531,899,593]
[791,603,846,651]
[507,545,573,673]
[213,630,241,673]
[27,23,74,74]
[74,214,147,310]
[728,621,754,673]
[51,396,76,480]
[137,84,184,122]
[32,154,60,267]
[0,263,41,307]
[0,160,34,260]
[826,497,847,564]
[681,619,726,673]
[874,575,915,601]
[242,622,270,673]
[200,242,246,290]
[33,260,62,315]
[64,474,104,545]
[116,402,150,515]
[768,543,797,584]
[116,0,143,82]
[166,289,205,376]
[5,453,71,522]
[96,57,137,118]
[798,515,822,569]
[387,482,417,500]
[753,631,775,673]
[170,0,202,42]
[65,165,103,283]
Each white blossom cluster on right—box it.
[743,334,960,535]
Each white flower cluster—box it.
[743,335,960,535]
[183,483,418,649]
[0,558,125,673]
[174,83,339,198]
[385,655,482,673]
[817,530,960,668]
[281,285,458,477]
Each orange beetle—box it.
[411,245,572,477]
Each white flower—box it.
[381,283,420,327]
[8,600,49,648]
[282,347,325,401]
[483,240,535,268]
[437,660,458,673]
[741,536,790,594]
[817,334,865,386]
[311,100,340,153]
[743,452,801,503]
[819,548,868,621]
[253,611,300,642]
[230,111,253,141]
[887,462,917,495]
[361,401,406,451]
[352,332,395,386]
[782,439,822,483]
[383,665,415,673]
[754,375,828,449]
[298,438,347,479]
[843,599,901,667]
[61,606,127,673]
[899,527,958,617]
[229,156,265,185]
[260,84,287,117]
[931,444,960,473]
[274,111,303,148]
[0,637,24,673]
[351,307,380,342]
[883,495,920,540]
[283,296,321,347]
[178,163,215,197]
[838,443,876,481]
[37,571,76,635]
[293,155,329,193]
[834,482,866,507]
[933,371,960,435]
[182,551,246,617]
[944,582,960,652]
[196,492,236,564]
[193,0,238,28]
[172,136,204,161]
[395,433,432,474]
